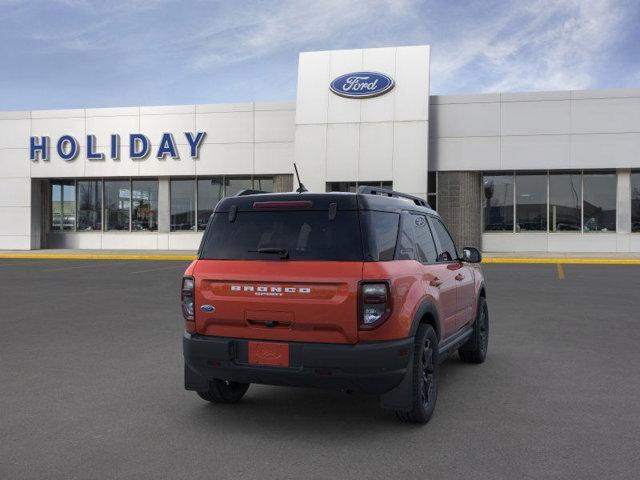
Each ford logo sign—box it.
[200,304,215,313]
[329,72,394,98]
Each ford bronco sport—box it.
[182,186,488,423]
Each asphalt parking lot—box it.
[1,259,639,480]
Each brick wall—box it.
[436,171,481,249]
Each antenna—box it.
[293,163,308,193]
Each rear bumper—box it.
[183,332,413,395]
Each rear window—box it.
[200,210,364,261]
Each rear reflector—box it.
[253,201,313,209]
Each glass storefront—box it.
[77,180,102,231]
[633,172,640,233]
[583,172,616,232]
[515,173,547,231]
[326,181,392,193]
[170,179,196,231]
[104,180,131,231]
[132,180,158,231]
[483,170,618,233]
[482,174,514,231]
[170,176,277,232]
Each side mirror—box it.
[462,247,482,263]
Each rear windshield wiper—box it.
[249,247,290,259]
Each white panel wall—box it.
[295,46,431,198]
[0,101,295,250]
[431,88,640,172]
[0,110,32,250]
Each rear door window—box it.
[200,210,363,261]
[429,217,459,262]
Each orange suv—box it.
[182,187,488,423]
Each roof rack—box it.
[357,186,430,208]
[234,189,269,196]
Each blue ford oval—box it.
[330,71,395,98]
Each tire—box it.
[197,379,250,404]
[459,296,489,364]
[395,324,438,424]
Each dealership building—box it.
[1,45,639,253]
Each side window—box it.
[396,213,416,260]
[429,217,458,262]
[412,214,438,263]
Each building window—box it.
[132,180,158,231]
[515,173,547,231]
[549,172,581,232]
[583,172,616,232]
[77,180,102,231]
[632,172,640,233]
[225,176,253,197]
[104,180,131,231]
[326,181,392,193]
[427,172,437,211]
[170,179,196,231]
[50,180,75,231]
[197,178,224,230]
[253,177,274,192]
[482,174,514,232]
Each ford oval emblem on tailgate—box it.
[329,71,394,98]
[200,304,215,313]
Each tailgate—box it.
[193,260,363,344]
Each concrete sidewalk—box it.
[1,249,640,264]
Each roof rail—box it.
[234,189,269,197]
[357,186,430,208]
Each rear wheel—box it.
[395,324,438,424]
[197,379,250,404]
[459,296,489,364]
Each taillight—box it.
[359,282,392,329]
[181,276,195,321]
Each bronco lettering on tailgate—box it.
[230,285,311,297]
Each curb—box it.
[0,254,195,261]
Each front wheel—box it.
[395,324,438,424]
[459,296,489,364]
[197,379,250,404]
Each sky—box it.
[0,0,639,111]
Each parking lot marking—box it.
[556,263,565,280]
[484,258,640,265]
[41,263,119,272]
[130,265,187,274]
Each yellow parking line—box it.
[483,258,640,265]
[556,263,565,279]
[0,253,195,261]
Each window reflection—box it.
[583,172,616,232]
[483,174,514,231]
[632,173,640,233]
[197,178,223,231]
[225,177,253,197]
[132,180,158,231]
[77,180,102,231]
[516,173,547,231]
[549,173,581,232]
[104,180,130,231]
[170,179,195,231]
